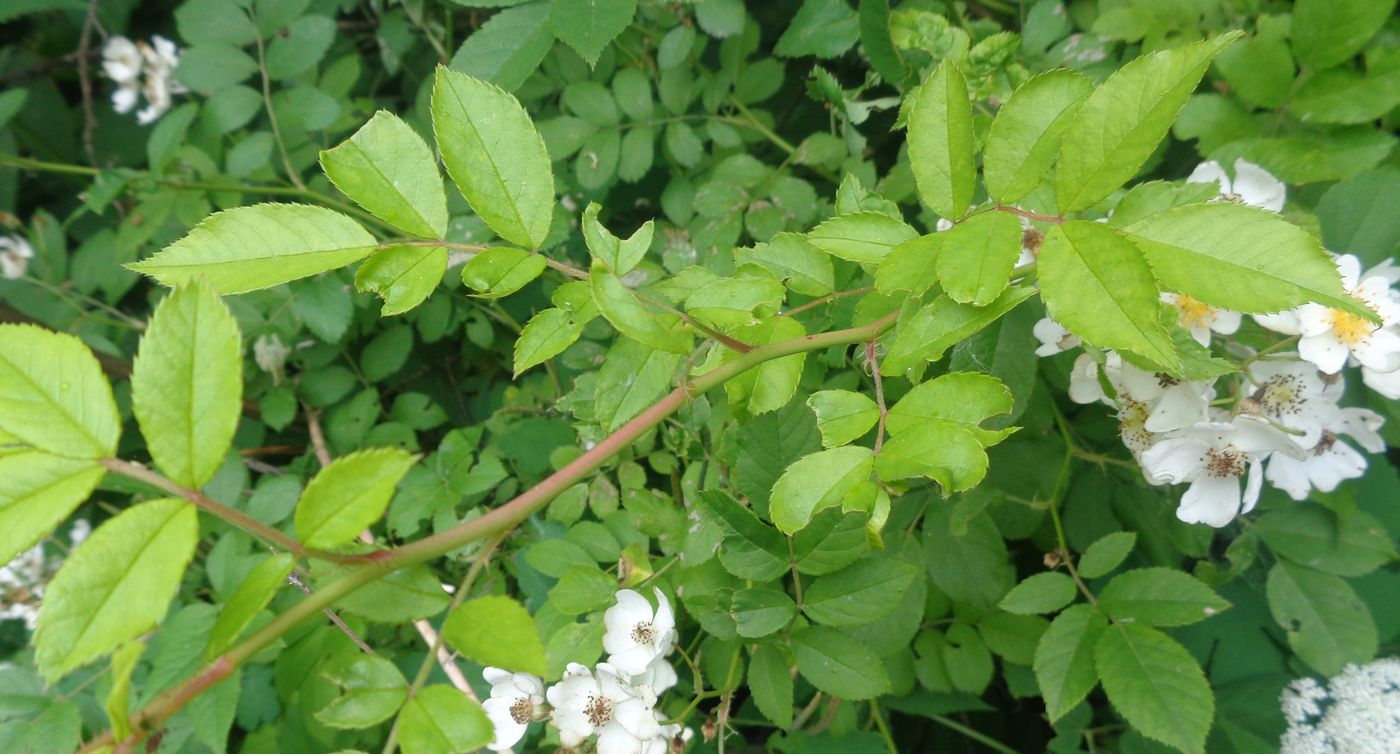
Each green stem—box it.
[871,700,898,754]
[79,310,901,754]
[926,712,1019,754]
[249,5,306,191]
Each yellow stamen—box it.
[1328,308,1377,346]
[1174,294,1216,330]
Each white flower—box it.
[603,588,675,676]
[481,668,545,751]
[633,657,678,695]
[0,543,47,629]
[1266,408,1385,501]
[1281,657,1400,754]
[1161,292,1241,347]
[0,235,34,279]
[1140,416,1302,527]
[101,36,143,84]
[112,83,140,114]
[1068,352,1110,405]
[644,723,693,754]
[1240,360,1343,448]
[1294,254,1400,374]
[1033,316,1080,357]
[1362,364,1400,399]
[1110,360,1213,434]
[547,662,661,753]
[1187,158,1286,213]
[103,35,184,124]
[138,71,172,125]
[253,334,292,383]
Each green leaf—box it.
[1099,568,1231,627]
[882,286,1036,374]
[775,0,860,59]
[803,557,919,627]
[735,233,835,296]
[907,59,975,220]
[590,268,694,354]
[448,2,554,91]
[943,622,994,694]
[396,685,492,754]
[1266,560,1378,676]
[206,553,295,659]
[1125,203,1376,320]
[34,499,198,682]
[582,202,654,275]
[295,448,416,550]
[431,67,554,249]
[355,245,447,316]
[875,233,942,296]
[885,372,1013,443]
[1039,220,1178,372]
[514,308,586,376]
[1094,623,1213,754]
[320,112,449,239]
[131,283,241,489]
[935,211,1024,306]
[769,446,875,534]
[874,423,990,492]
[0,453,103,566]
[983,69,1093,205]
[1077,532,1137,579]
[1034,604,1106,723]
[999,572,1078,615]
[807,390,879,448]
[1055,32,1241,212]
[128,204,378,294]
[1254,507,1396,577]
[805,211,918,265]
[460,247,547,298]
[174,44,259,93]
[548,566,618,615]
[923,504,1014,610]
[0,325,120,460]
[1317,168,1400,268]
[594,339,681,431]
[327,563,452,623]
[443,595,548,676]
[720,317,806,416]
[266,15,336,80]
[105,641,144,742]
[316,655,409,729]
[1213,18,1295,109]
[792,626,890,699]
[792,508,870,575]
[699,490,789,581]
[731,588,797,638]
[1291,0,1395,70]
[550,0,637,66]
[1291,67,1400,125]
[978,612,1049,666]
[749,645,794,728]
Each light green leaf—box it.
[206,553,295,659]
[998,572,1078,615]
[1095,623,1213,754]
[0,325,120,460]
[1077,532,1137,579]
[769,446,875,534]
[805,211,918,265]
[721,317,806,416]
[590,268,694,354]
[731,588,797,638]
[397,685,492,754]
[132,283,241,488]
[548,566,618,615]
[448,2,554,91]
[1056,32,1241,212]
[686,276,786,330]
[807,390,879,448]
[514,308,587,376]
[431,67,554,249]
[882,286,1036,374]
[983,69,1093,204]
[875,423,989,492]
[1099,568,1230,627]
[34,499,198,682]
[885,371,1014,444]
[174,44,259,93]
[266,14,335,79]
[774,0,860,59]
[355,245,447,316]
[803,557,919,627]
[699,490,789,581]
[0,452,103,566]
[550,0,637,66]
[1291,0,1395,70]
[582,202,654,275]
[874,233,942,296]
[316,655,409,729]
[748,645,794,728]
[105,641,144,742]
[328,563,452,623]
[443,595,548,676]
[735,233,835,296]
[907,59,975,220]
[1266,560,1378,676]
[1033,603,1106,722]
[1125,202,1376,320]
[1039,220,1178,372]
[294,448,416,550]
[128,204,378,294]
[594,339,681,431]
[460,247,547,298]
[1291,67,1400,125]
[320,111,448,239]
[792,626,890,699]
[935,211,1025,306]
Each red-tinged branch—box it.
[78,310,900,754]
[995,204,1065,224]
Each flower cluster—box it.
[101,35,185,125]
[0,234,34,280]
[481,588,690,754]
[1281,657,1400,753]
[1035,160,1395,527]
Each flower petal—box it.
[1176,475,1242,527]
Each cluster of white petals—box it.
[0,520,89,629]
[481,588,689,754]
[0,234,34,280]
[102,35,186,124]
[1281,658,1400,753]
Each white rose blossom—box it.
[1239,359,1343,448]
[1281,657,1400,754]
[547,662,661,753]
[481,668,545,751]
[100,34,185,124]
[0,234,35,279]
[1187,158,1286,212]
[1033,316,1080,357]
[1161,292,1241,347]
[1257,254,1400,375]
[1140,416,1303,527]
[643,723,693,754]
[602,588,676,676]
[1265,407,1386,501]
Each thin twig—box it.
[76,0,103,166]
[865,341,889,454]
[995,204,1065,224]
[285,569,376,654]
[248,5,306,190]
